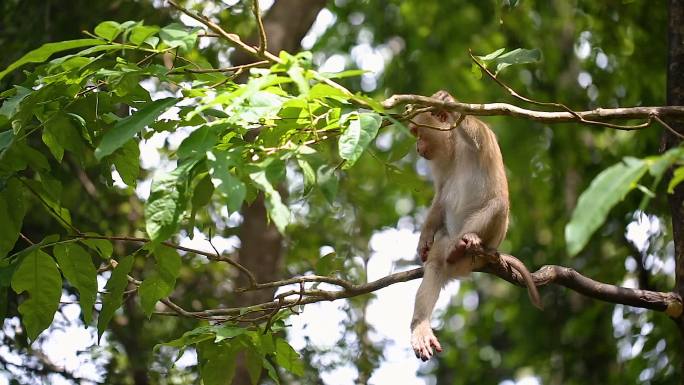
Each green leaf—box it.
[129,25,160,46]
[97,254,135,341]
[209,155,246,214]
[0,86,31,126]
[95,97,178,160]
[53,244,97,324]
[139,246,181,318]
[249,170,290,233]
[159,23,198,52]
[22,179,72,230]
[80,234,113,259]
[214,325,246,342]
[338,112,382,169]
[0,39,105,81]
[287,65,310,94]
[144,160,195,242]
[274,338,304,376]
[669,166,684,193]
[177,125,218,160]
[41,112,85,163]
[94,21,123,41]
[565,157,649,256]
[296,156,316,194]
[317,165,338,204]
[190,174,215,230]
[307,83,350,102]
[245,347,263,385]
[11,250,62,340]
[477,48,506,61]
[263,358,280,384]
[320,69,366,79]
[112,140,140,187]
[159,325,217,348]
[0,179,26,259]
[492,48,541,74]
[198,340,238,385]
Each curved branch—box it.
[478,251,682,316]
[165,248,682,320]
[382,94,684,126]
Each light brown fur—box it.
[408,90,541,361]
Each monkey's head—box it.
[409,109,454,161]
[408,90,459,160]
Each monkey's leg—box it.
[418,198,445,262]
[410,262,447,361]
[446,198,508,263]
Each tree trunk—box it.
[666,1,684,382]
[230,1,326,384]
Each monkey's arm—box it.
[418,197,445,261]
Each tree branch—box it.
[151,247,683,320]
[382,94,684,127]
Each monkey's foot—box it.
[411,322,442,361]
[461,233,482,250]
[446,233,482,263]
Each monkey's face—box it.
[409,119,448,160]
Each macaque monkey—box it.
[408,90,542,361]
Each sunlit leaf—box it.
[94,21,123,41]
[668,166,684,193]
[0,39,105,81]
[339,112,382,169]
[274,338,304,376]
[145,160,195,242]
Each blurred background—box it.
[0,0,678,384]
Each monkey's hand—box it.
[417,234,434,262]
[411,321,442,361]
[446,233,482,264]
[431,90,456,122]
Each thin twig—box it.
[252,0,268,56]
[468,50,655,131]
[168,60,269,75]
[70,234,258,287]
[653,114,684,139]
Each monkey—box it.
[408,90,542,361]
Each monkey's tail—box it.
[502,254,543,310]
